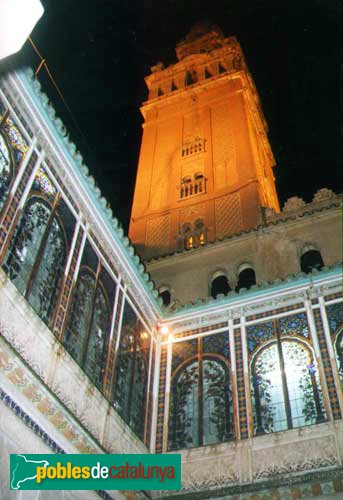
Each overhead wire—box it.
[27,36,91,151]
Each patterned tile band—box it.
[0,387,115,500]
[155,346,167,453]
[234,327,248,439]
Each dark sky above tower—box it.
[2,0,340,229]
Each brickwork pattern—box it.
[146,214,171,255]
[211,101,237,190]
[215,192,242,238]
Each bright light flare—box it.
[0,0,44,60]
[160,325,169,335]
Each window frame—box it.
[168,336,234,450]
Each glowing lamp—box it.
[160,325,169,335]
[0,0,44,60]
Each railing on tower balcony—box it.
[180,174,206,199]
[181,138,205,158]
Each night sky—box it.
[3,0,341,229]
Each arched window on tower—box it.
[251,339,326,435]
[168,334,233,450]
[194,219,206,247]
[193,173,204,194]
[180,220,207,250]
[300,248,324,273]
[185,70,197,86]
[211,272,231,298]
[2,195,68,325]
[236,265,256,292]
[180,176,192,198]
[180,173,206,198]
[181,222,193,250]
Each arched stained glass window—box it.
[112,300,151,441]
[251,340,326,435]
[0,132,12,212]
[4,200,51,295]
[84,283,111,388]
[202,358,231,445]
[169,361,199,449]
[169,334,233,451]
[129,347,149,439]
[28,216,66,323]
[335,331,343,388]
[326,303,343,389]
[0,111,28,214]
[64,269,95,364]
[64,263,113,390]
[2,197,67,325]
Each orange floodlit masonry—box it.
[129,23,280,260]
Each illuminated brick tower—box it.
[129,23,280,259]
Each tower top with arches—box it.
[129,24,280,259]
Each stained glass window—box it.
[28,216,66,324]
[326,303,343,338]
[172,338,198,372]
[3,199,51,295]
[279,313,309,339]
[202,358,231,445]
[169,362,199,449]
[326,303,343,388]
[2,196,67,325]
[251,339,326,435]
[64,269,96,365]
[247,321,275,354]
[0,132,12,213]
[64,246,115,390]
[335,332,343,388]
[3,117,28,159]
[169,334,233,450]
[112,300,151,441]
[202,331,229,357]
[0,107,29,213]
[33,167,57,198]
